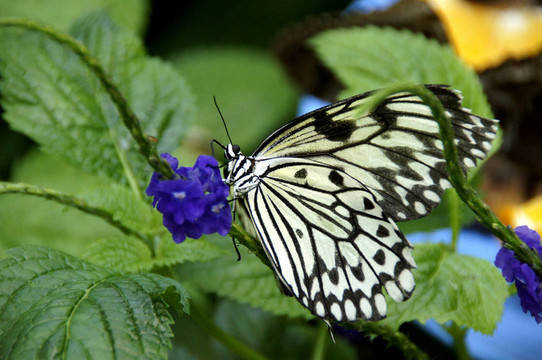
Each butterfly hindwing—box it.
[242,160,416,321]
[253,85,498,222]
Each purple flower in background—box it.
[495,226,542,323]
[146,154,232,243]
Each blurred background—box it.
[1,0,542,358]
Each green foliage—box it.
[177,245,313,320]
[310,26,493,118]
[0,0,149,34]
[85,235,228,272]
[0,151,120,256]
[172,47,298,153]
[383,243,508,334]
[78,182,162,235]
[0,13,194,191]
[0,246,189,359]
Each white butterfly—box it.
[219,85,498,322]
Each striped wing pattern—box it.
[242,160,416,321]
[254,85,498,221]
[235,85,498,322]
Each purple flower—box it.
[495,226,542,323]
[146,154,232,243]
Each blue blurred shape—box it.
[346,0,400,13]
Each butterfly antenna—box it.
[213,96,234,145]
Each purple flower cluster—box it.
[495,226,542,323]
[146,154,232,243]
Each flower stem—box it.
[363,83,542,279]
[0,18,175,183]
[352,322,429,360]
[448,190,461,252]
[190,302,269,360]
[0,182,154,251]
[229,223,272,269]
[311,323,329,360]
[445,322,471,360]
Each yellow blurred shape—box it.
[500,196,542,235]
[426,0,542,70]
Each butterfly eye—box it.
[232,144,240,153]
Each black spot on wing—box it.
[295,168,307,179]
[328,268,339,285]
[328,170,345,187]
[295,229,303,238]
[313,111,357,142]
[363,197,375,210]
[373,249,386,265]
[376,225,390,238]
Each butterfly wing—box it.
[253,85,498,221]
[240,159,415,321]
[237,85,497,322]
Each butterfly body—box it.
[223,85,498,322]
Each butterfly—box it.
[217,85,498,322]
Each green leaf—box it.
[0,0,150,34]
[0,246,189,359]
[0,13,194,191]
[382,243,508,334]
[172,47,298,153]
[78,182,162,235]
[84,235,228,272]
[310,26,493,118]
[0,151,120,256]
[177,245,313,320]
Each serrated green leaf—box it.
[177,246,313,320]
[78,182,162,235]
[84,235,228,272]
[171,47,298,153]
[310,26,493,118]
[0,13,194,191]
[0,0,149,34]
[0,151,121,256]
[0,246,189,360]
[382,243,508,334]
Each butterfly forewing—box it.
[254,85,498,221]
[230,85,498,322]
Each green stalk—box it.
[445,322,471,360]
[0,18,175,183]
[353,322,430,360]
[448,190,461,252]
[362,83,542,278]
[311,323,329,360]
[190,303,268,360]
[0,182,154,252]
[230,223,272,269]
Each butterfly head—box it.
[224,143,241,160]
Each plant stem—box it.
[363,83,542,279]
[0,18,175,183]
[311,323,329,360]
[445,322,471,360]
[229,223,272,269]
[190,303,268,360]
[352,322,430,360]
[0,182,154,252]
[449,190,461,252]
